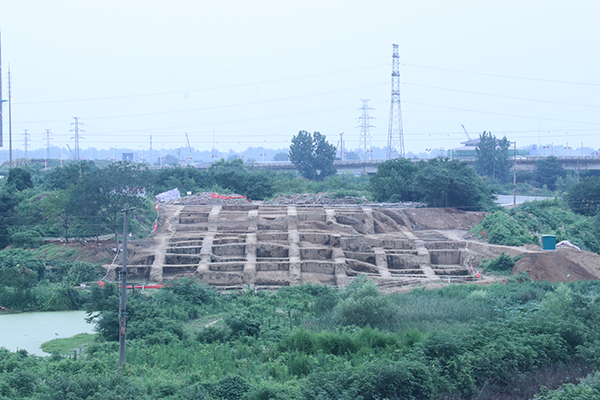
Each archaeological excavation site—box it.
[103,198,507,290]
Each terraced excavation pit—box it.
[386,253,421,270]
[163,266,197,279]
[179,212,210,224]
[300,248,332,260]
[300,233,340,247]
[344,251,376,265]
[222,204,259,212]
[213,235,245,245]
[367,237,413,249]
[165,254,201,265]
[257,232,288,243]
[209,262,244,272]
[257,244,289,258]
[128,203,494,288]
[258,219,287,231]
[429,250,462,265]
[346,259,379,274]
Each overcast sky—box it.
[1,0,599,156]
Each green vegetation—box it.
[471,199,600,253]
[480,252,519,273]
[475,131,512,182]
[371,157,495,210]
[288,131,337,181]
[40,333,97,356]
[566,176,600,216]
[1,279,600,399]
[0,249,102,312]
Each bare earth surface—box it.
[57,193,600,290]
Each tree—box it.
[567,176,600,216]
[41,189,76,242]
[272,152,289,161]
[535,156,566,191]
[475,132,512,182]
[414,158,494,210]
[288,131,336,181]
[45,161,96,190]
[0,189,19,249]
[370,158,420,202]
[345,151,360,160]
[6,168,33,191]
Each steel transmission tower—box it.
[387,44,404,159]
[358,99,374,161]
[22,129,30,159]
[70,117,84,160]
[45,129,52,169]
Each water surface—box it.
[0,310,95,356]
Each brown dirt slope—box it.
[513,249,600,282]
[398,208,486,230]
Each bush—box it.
[481,253,517,272]
[333,278,398,329]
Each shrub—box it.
[481,252,517,272]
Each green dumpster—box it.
[541,235,556,251]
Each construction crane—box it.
[66,144,76,159]
[185,132,193,165]
[461,125,472,141]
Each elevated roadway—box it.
[221,156,600,174]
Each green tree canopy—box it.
[289,131,337,181]
[535,156,566,190]
[567,176,600,216]
[475,131,512,182]
[6,167,33,191]
[272,152,289,161]
[370,158,420,202]
[414,158,494,210]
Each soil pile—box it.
[268,193,367,205]
[513,249,599,282]
[383,208,487,230]
[173,192,250,205]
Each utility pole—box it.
[339,132,344,161]
[119,203,134,370]
[22,129,30,161]
[70,117,84,160]
[45,129,52,169]
[387,44,405,159]
[8,66,12,167]
[513,141,517,206]
[358,99,374,161]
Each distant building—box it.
[122,153,134,161]
[449,139,527,158]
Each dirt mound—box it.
[174,192,250,205]
[513,250,598,282]
[268,193,367,205]
[382,208,486,230]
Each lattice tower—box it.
[387,44,405,159]
[70,117,84,160]
[358,99,374,161]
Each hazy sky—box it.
[1,0,599,156]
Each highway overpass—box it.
[226,156,600,174]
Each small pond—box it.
[0,310,95,356]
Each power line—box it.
[402,62,600,87]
